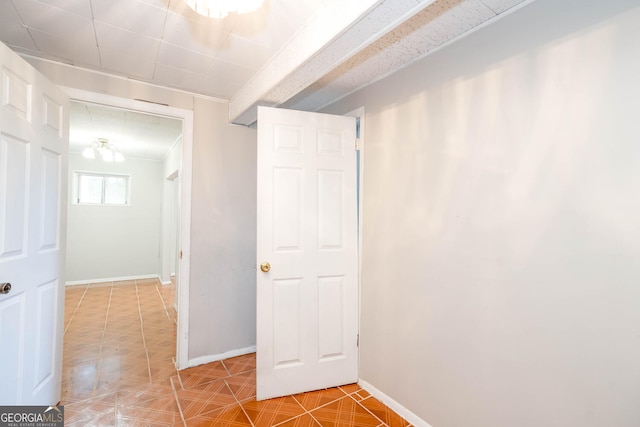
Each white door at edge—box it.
[256,106,359,400]
[0,41,69,405]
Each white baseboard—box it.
[160,280,172,285]
[358,379,432,427]
[65,274,161,287]
[187,346,256,369]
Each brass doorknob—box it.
[260,262,271,273]
[0,283,11,294]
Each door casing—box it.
[62,87,194,370]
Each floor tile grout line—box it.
[291,388,349,414]
[225,376,256,427]
[178,377,240,425]
[220,359,232,377]
[347,393,389,426]
[175,369,185,390]
[135,280,154,383]
[271,408,317,427]
[92,282,114,395]
[169,376,187,427]
[264,394,308,427]
[63,284,89,334]
[224,366,256,378]
[113,388,118,426]
[286,393,340,427]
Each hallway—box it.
[62,280,410,426]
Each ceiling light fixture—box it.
[82,138,125,162]
[184,0,265,19]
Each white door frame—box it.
[344,106,364,371]
[61,88,193,370]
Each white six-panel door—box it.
[256,106,358,400]
[0,42,69,405]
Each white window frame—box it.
[73,171,131,206]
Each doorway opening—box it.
[64,88,193,370]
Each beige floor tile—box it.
[310,396,381,427]
[221,353,256,376]
[241,396,306,427]
[224,370,256,401]
[293,387,347,411]
[178,362,229,389]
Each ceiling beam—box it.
[229,0,438,125]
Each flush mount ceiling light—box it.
[82,138,125,162]
[184,0,265,19]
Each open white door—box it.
[0,42,69,405]
[256,106,358,400]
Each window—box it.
[74,172,130,205]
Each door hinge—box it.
[179,250,183,260]
[355,138,360,151]
[357,333,359,347]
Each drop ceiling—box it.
[0,0,532,126]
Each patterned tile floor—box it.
[63,279,411,426]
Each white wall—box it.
[323,0,640,426]
[26,60,257,362]
[189,98,257,358]
[66,153,163,282]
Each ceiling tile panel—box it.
[197,59,256,98]
[197,74,244,100]
[25,0,93,18]
[99,47,158,80]
[216,34,276,70]
[154,63,204,93]
[0,3,37,50]
[157,42,213,75]
[0,26,37,52]
[28,27,100,67]
[162,10,232,56]
[95,21,160,52]
[107,58,156,81]
[205,58,255,83]
[230,8,296,50]
[11,0,95,38]
[91,0,167,39]
[268,0,333,30]
[95,22,160,79]
[0,2,22,22]
[137,0,170,9]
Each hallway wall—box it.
[66,153,163,283]
[324,0,640,426]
